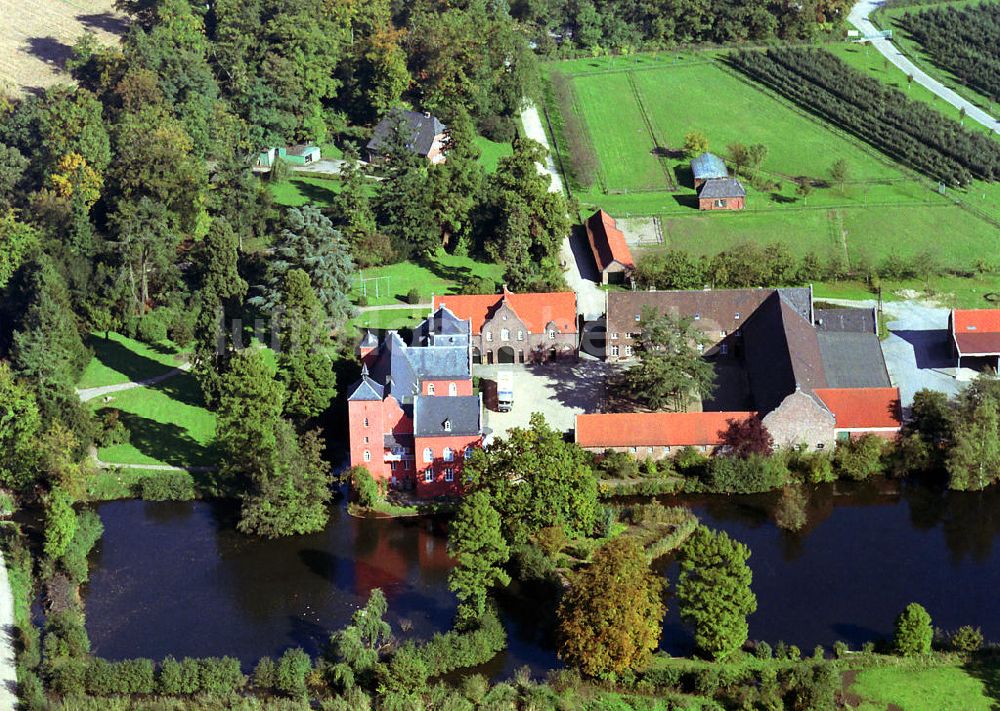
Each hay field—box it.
[0,0,126,93]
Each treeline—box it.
[633,241,952,292]
[729,48,1000,185]
[901,2,1000,104]
[510,0,853,55]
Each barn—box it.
[698,177,746,211]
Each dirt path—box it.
[848,0,1000,133]
[76,362,192,403]
[0,547,17,710]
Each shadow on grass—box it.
[290,178,338,206]
[963,654,1000,709]
[101,410,212,468]
[671,193,700,209]
[424,257,475,292]
[88,336,181,384]
[147,369,208,410]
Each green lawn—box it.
[78,333,186,389]
[474,136,513,173]
[351,248,504,306]
[269,175,354,208]
[851,664,995,711]
[351,308,429,332]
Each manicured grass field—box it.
[351,308,429,332]
[351,248,504,306]
[851,664,994,711]
[270,175,343,207]
[474,136,513,173]
[78,333,186,389]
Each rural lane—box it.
[519,103,606,319]
[848,0,1000,133]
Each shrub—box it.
[692,667,720,695]
[46,656,88,696]
[949,625,984,653]
[478,114,515,143]
[59,509,104,586]
[17,666,45,711]
[43,608,90,660]
[833,434,886,481]
[350,466,382,508]
[894,603,933,656]
[406,288,422,305]
[253,656,276,689]
[138,471,196,501]
[136,309,171,344]
[275,647,311,697]
[510,543,558,585]
[833,641,848,658]
[705,453,788,493]
[198,656,246,693]
[415,608,507,676]
[383,643,430,696]
[754,640,772,659]
[86,658,155,695]
[96,409,130,448]
[642,664,683,689]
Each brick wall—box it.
[413,434,482,497]
[762,390,835,451]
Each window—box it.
[548,330,556,340]
[721,330,727,337]
[735,312,741,320]
[634,314,641,322]
[486,332,493,342]
[363,417,369,427]
[610,344,620,356]
[363,436,369,444]
[624,345,633,357]
[464,446,473,460]
[700,445,708,452]
[816,443,826,450]
[714,199,727,208]
[390,461,397,470]
[428,383,435,395]
[363,450,371,462]
[629,446,637,454]
[443,419,452,432]
[664,446,671,454]
[610,332,619,340]
[444,468,454,482]
[448,382,457,396]
[424,470,433,483]
[720,344,729,355]
[697,343,704,353]
[443,447,454,462]
[694,313,701,320]
[423,447,433,462]
[517,330,524,341]
[501,328,510,341]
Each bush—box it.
[198,656,247,693]
[834,434,886,481]
[46,656,88,696]
[253,657,276,690]
[406,288,422,305]
[43,608,90,660]
[96,409,131,448]
[642,665,683,689]
[350,466,382,508]
[894,603,933,656]
[833,641,848,659]
[86,658,155,695]
[415,608,507,676]
[135,309,171,344]
[949,625,984,653]
[705,453,788,493]
[754,640,773,659]
[510,543,558,585]
[138,471,196,501]
[276,647,312,697]
[383,643,430,696]
[478,114,516,143]
[59,509,104,586]
[17,666,45,711]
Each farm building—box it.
[950,309,1000,370]
[367,109,448,164]
[576,411,755,459]
[690,152,729,188]
[256,145,321,168]
[813,387,903,441]
[584,210,635,284]
[698,177,746,211]
[433,289,578,364]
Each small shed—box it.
[584,209,635,284]
[256,145,321,168]
[698,177,746,211]
[950,309,1000,371]
[691,152,728,188]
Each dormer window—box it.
[443,419,452,432]
[634,314,641,322]
[449,382,457,396]
[735,312,741,319]
[694,313,701,320]
[428,383,435,395]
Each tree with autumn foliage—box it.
[557,537,665,678]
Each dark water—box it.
[84,480,1000,676]
[82,500,558,678]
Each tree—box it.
[558,537,665,678]
[0,144,29,209]
[465,413,598,545]
[374,119,439,260]
[829,159,849,192]
[676,526,757,660]
[275,647,311,698]
[746,143,768,177]
[216,350,331,537]
[0,211,39,289]
[719,415,773,457]
[277,269,337,422]
[683,130,709,157]
[946,398,1000,491]
[427,110,484,247]
[0,363,42,490]
[893,602,932,656]
[332,148,387,266]
[448,491,511,629]
[109,196,180,315]
[44,486,77,559]
[329,589,393,689]
[727,142,750,176]
[796,178,813,204]
[253,207,354,326]
[624,307,716,412]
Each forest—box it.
[729,47,1000,185]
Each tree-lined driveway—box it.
[848,0,1000,133]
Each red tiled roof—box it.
[813,388,902,430]
[953,309,1000,354]
[434,291,577,335]
[575,411,754,449]
[585,210,635,273]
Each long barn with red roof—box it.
[584,209,635,285]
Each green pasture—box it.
[350,248,504,306]
[851,663,995,711]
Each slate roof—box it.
[585,209,635,272]
[413,395,482,437]
[367,109,446,158]
[347,365,385,401]
[698,177,746,199]
[411,306,471,347]
[434,291,578,335]
[817,331,891,389]
[359,330,379,349]
[368,331,470,403]
[742,291,827,414]
[691,152,728,181]
[576,411,754,449]
[815,307,878,334]
[952,309,1000,354]
[814,387,902,430]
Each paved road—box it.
[76,362,191,403]
[0,547,16,710]
[519,103,606,319]
[848,0,1000,133]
